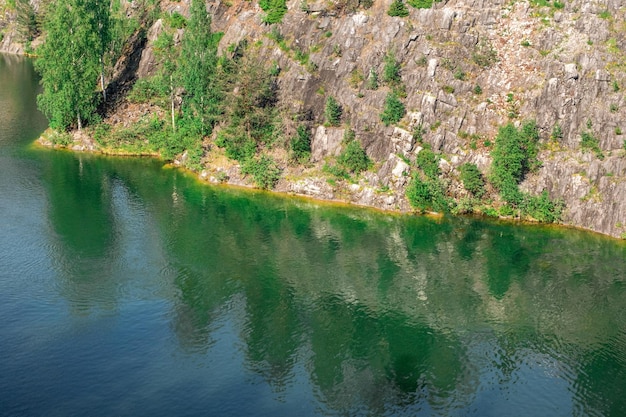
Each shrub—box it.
[581,131,604,159]
[473,84,483,95]
[165,11,187,29]
[407,0,440,8]
[325,96,342,126]
[459,163,485,198]
[127,77,167,104]
[443,85,455,94]
[380,93,405,126]
[259,0,288,24]
[382,52,401,85]
[348,69,364,89]
[291,125,311,163]
[241,155,282,189]
[521,191,564,223]
[416,146,440,180]
[405,174,448,212]
[551,123,563,141]
[338,139,370,174]
[387,0,409,16]
[215,130,257,161]
[453,68,466,80]
[490,121,540,204]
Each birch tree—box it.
[36,0,107,130]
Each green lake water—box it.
[1,53,626,416]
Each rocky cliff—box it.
[2,0,626,238]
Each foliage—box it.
[382,52,401,85]
[15,0,40,42]
[387,0,409,17]
[521,191,564,223]
[416,146,440,180]
[178,0,221,137]
[338,137,370,174]
[473,85,482,95]
[490,121,540,204]
[325,96,342,126]
[165,11,187,28]
[291,125,311,163]
[216,51,280,162]
[241,155,282,189]
[459,163,485,198]
[581,131,604,160]
[407,0,441,8]
[127,77,168,104]
[405,175,448,213]
[406,146,449,213]
[551,123,563,141]
[36,0,109,130]
[380,93,405,126]
[259,0,287,24]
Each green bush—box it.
[551,123,563,141]
[473,85,482,95]
[459,163,485,198]
[291,125,311,163]
[325,96,342,126]
[241,155,282,189]
[338,139,370,174]
[416,146,440,180]
[215,130,257,161]
[380,93,405,126]
[382,52,401,85]
[127,77,167,104]
[521,191,564,223]
[387,0,409,16]
[405,174,448,212]
[407,0,440,8]
[581,131,604,159]
[165,11,187,29]
[259,0,288,24]
[490,121,540,204]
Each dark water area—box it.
[1,53,626,416]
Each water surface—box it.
[1,53,626,417]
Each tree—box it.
[380,93,405,126]
[153,32,179,132]
[178,0,220,136]
[325,96,342,126]
[387,0,409,17]
[36,0,104,130]
[93,0,111,103]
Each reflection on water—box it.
[1,53,626,417]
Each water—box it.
[1,53,626,417]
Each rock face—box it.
[3,0,626,238]
[202,0,626,238]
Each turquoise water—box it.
[1,53,626,416]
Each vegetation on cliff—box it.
[6,0,626,236]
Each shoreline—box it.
[34,132,626,243]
